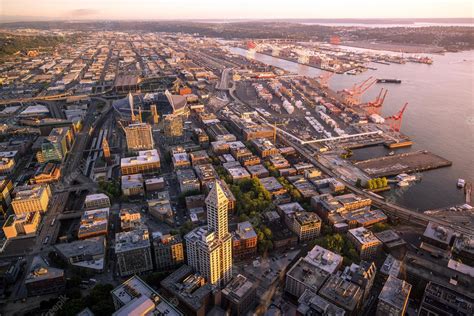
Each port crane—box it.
[385,102,408,132]
[340,76,377,106]
[361,88,388,115]
[318,72,334,89]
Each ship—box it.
[377,79,402,84]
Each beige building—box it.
[125,122,154,151]
[120,149,160,175]
[3,212,41,239]
[12,184,51,215]
[185,181,233,286]
[84,193,110,210]
[376,276,411,316]
[348,227,382,260]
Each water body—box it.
[230,47,474,210]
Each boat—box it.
[377,79,402,84]
[396,173,417,182]
[398,180,410,187]
[388,151,395,156]
[457,178,465,188]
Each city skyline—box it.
[1,0,473,21]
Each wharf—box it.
[354,150,452,177]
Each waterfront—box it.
[230,47,474,210]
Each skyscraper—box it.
[124,122,154,152]
[185,181,233,286]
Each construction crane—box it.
[340,76,377,106]
[361,88,388,115]
[318,72,334,89]
[385,102,408,132]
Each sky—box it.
[1,0,473,20]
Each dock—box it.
[354,150,452,177]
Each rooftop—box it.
[25,255,64,284]
[160,265,213,311]
[423,221,455,245]
[121,149,160,167]
[115,228,150,253]
[111,275,182,316]
[304,245,343,274]
[348,227,381,245]
[378,276,411,310]
[297,289,345,316]
[222,274,255,303]
[234,221,257,241]
[319,274,363,312]
[287,257,330,293]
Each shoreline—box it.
[341,41,447,54]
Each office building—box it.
[160,265,213,316]
[25,256,65,297]
[176,168,200,194]
[285,257,330,298]
[12,184,51,215]
[232,221,257,260]
[55,236,106,273]
[78,208,109,239]
[318,274,363,315]
[153,233,185,271]
[30,162,61,184]
[418,281,473,316]
[84,193,111,210]
[347,227,382,260]
[376,276,411,316]
[304,245,343,274]
[342,261,376,302]
[0,176,13,217]
[111,275,182,316]
[115,228,153,277]
[37,127,73,163]
[121,174,144,196]
[297,289,346,316]
[148,191,174,225]
[222,274,257,316]
[2,211,41,239]
[185,181,233,286]
[120,149,160,175]
[119,209,142,232]
[422,221,455,251]
[125,122,154,151]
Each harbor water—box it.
[230,47,474,210]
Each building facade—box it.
[185,181,233,287]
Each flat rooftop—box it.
[348,227,381,245]
[121,149,160,167]
[378,276,411,311]
[304,245,342,274]
[287,258,329,293]
[115,228,150,253]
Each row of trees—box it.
[366,177,388,190]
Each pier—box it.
[354,150,452,177]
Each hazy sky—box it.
[1,0,473,20]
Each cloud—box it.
[69,8,99,17]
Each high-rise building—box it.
[125,123,154,152]
[185,181,233,287]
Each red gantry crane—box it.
[340,76,377,106]
[385,102,408,132]
[362,88,388,115]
